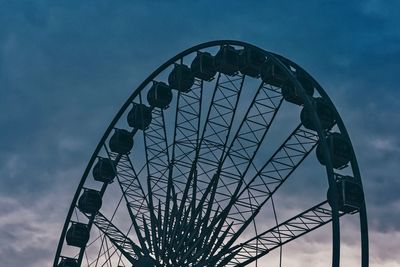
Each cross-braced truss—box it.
[54,40,368,267]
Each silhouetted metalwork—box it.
[54,40,368,267]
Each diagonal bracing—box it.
[226,201,344,266]
[87,211,142,264]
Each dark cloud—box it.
[1,1,399,266]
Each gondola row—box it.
[58,45,360,267]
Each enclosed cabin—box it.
[297,70,315,96]
[109,129,133,154]
[92,157,116,183]
[238,47,266,78]
[260,59,287,88]
[58,257,79,267]
[301,97,336,131]
[147,81,172,109]
[66,222,90,248]
[127,103,152,130]
[281,70,314,105]
[190,51,216,81]
[214,45,240,76]
[316,133,352,169]
[328,176,363,213]
[168,64,195,92]
[78,188,102,214]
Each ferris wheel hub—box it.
[132,255,156,267]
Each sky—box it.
[0,0,399,266]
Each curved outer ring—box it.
[272,54,369,267]
[53,40,368,267]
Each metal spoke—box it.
[170,79,204,195]
[193,74,245,209]
[219,124,319,252]
[54,41,367,267]
[208,82,284,233]
[104,145,150,253]
[143,107,171,203]
[225,201,346,266]
[87,211,142,263]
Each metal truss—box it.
[218,124,320,252]
[185,81,285,259]
[88,211,142,264]
[228,201,344,266]
[170,78,204,196]
[107,150,150,227]
[212,82,284,222]
[193,73,244,198]
[104,149,152,256]
[142,107,171,203]
[163,73,246,250]
[141,105,171,263]
[54,40,368,267]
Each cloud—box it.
[1,1,399,266]
[0,194,63,266]
[369,137,400,153]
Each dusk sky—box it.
[1,1,399,266]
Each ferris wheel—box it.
[53,40,368,267]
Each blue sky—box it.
[0,1,399,266]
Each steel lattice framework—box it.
[54,40,368,267]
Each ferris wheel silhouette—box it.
[54,40,368,267]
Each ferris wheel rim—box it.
[53,40,368,267]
